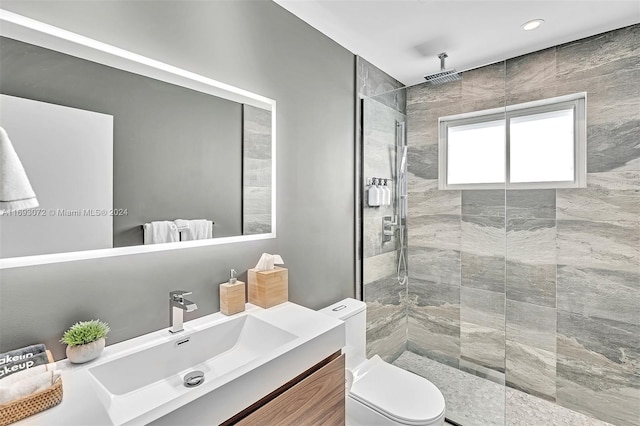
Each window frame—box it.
[438,92,587,190]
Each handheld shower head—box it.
[424,52,461,85]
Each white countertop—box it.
[12,302,345,426]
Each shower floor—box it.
[392,351,613,426]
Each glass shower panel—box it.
[361,88,408,363]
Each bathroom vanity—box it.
[10,303,345,426]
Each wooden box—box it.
[248,267,288,308]
[220,281,246,316]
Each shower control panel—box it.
[382,215,397,243]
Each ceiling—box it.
[274,0,640,86]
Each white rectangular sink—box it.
[88,315,296,397]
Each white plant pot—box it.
[66,338,105,364]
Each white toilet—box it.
[320,298,446,426]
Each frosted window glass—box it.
[447,120,505,184]
[510,108,574,183]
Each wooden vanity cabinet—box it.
[222,351,345,426]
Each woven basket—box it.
[0,351,63,426]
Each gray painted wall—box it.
[0,0,355,361]
[0,37,243,246]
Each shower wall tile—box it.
[461,215,505,258]
[556,311,640,426]
[407,103,459,147]
[506,219,556,264]
[407,176,436,194]
[407,144,438,180]
[243,104,272,160]
[460,287,505,330]
[407,80,461,109]
[408,214,460,251]
[363,250,397,284]
[363,215,396,258]
[462,190,505,218]
[357,56,404,100]
[557,219,639,273]
[460,322,505,373]
[243,158,272,187]
[364,274,406,362]
[506,189,556,220]
[506,261,556,308]
[506,300,556,352]
[506,340,556,401]
[506,47,556,98]
[460,62,506,103]
[557,172,640,223]
[557,265,640,326]
[408,246,460,286]
[556,24,640,83]
[461,252,505,293]
[408,180,460,216]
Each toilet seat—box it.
[349,355,446,426]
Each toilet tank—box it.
[319,298,367,370]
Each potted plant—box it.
[60,320,110,364]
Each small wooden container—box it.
[248,267,288,308]
[0,350,63,426]
[220,281,246,316]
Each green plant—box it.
[60,320,110,346]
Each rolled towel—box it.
[143,221,179,244]
[0,362,57,385]
[0,370,61,404]
[0,351,50,379]
[180,219,213,241]
[0,344,46,365]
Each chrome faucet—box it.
[169,290,198,334]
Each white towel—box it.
[180,220,213,241]
[174,219,190,232]
[0,369,61,404]
[0,126,39,214]
[0,362,57,386]
[143,221,179,244]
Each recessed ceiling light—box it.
[521,19,545,31]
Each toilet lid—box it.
[349,355,446,426]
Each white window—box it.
[438,93,586,190]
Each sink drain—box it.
[183,370,205,388]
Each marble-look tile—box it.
[461,190,505,217]
[506,218,556,264]
[366,300,406,362]
[407,80,462,109]
[408,180,460,216]
[557,265,640,325]
[363,250,397,284]
[506,86,558,107]
[461,287,505,330]
[408,246,460,286]
[243,215,271,235]
[363,215,397,258]
[461,321,505,373]
[408,301,460,368]
[506,260,556,308]
[364,274,403,306]
[410,278,459,308]
[461,215,505,258]
[506,47,556,98]
[364,97,405,147]
[506,340,556,401]
[506,386,614,426]
[506,300,556,352]
[407,174,436,193]
[242,186,270,214]
[461,251,505,293]
[407,144,438,180]
[407,214,460,251]
[555,69,640,173]
[394,351,506,426]
[556,25,640,83]
[557,171,640,223]
[363,143,396,183]
[557,313,640,426]
[243,158,271,187]
[357,56,404,100]
[407,103,459,147]
[460,62,505,103]
[557,219,639,273]
[242,104,272,160]
[506,189,556,220]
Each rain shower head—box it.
[424,52,461,85]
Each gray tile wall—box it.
[358,57,407,362]
[406,24,639,426]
